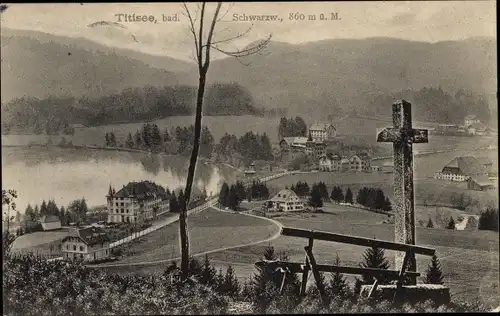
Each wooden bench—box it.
[255,227,435,304]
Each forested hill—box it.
[1,83,262,134]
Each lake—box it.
[1,146,241,213]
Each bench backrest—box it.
[281,227,435,256]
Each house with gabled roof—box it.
[266,189,304,212]
[318,153,342,171]
[435,156,488,182]
[464,115,480,127]
[39,215,61,231]
[309,122,337,142]
[61,227,111,262]
[107,181,170,223]
[349,153,371,172]
[279,137,308,155]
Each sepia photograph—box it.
[1,1,498,314]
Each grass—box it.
[103,207,279,265]
[98,203,499,307]
[266,172,498,214]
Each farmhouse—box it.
[349,153,371,172]
[467,176,495,191]
[467,122,487,136]
[267,189,304,212]
[434,156,488,182]
[61,227,111,262]
[107,181,169,223]
[340,158,350,171]
[308,122,337,141]
[39,215,61,231]
[464,114,480,127]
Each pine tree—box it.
[40,200,48,216]
[222,265,240,298]
[345,188,353,204]
[478,208,499,232]
[228,185,239,210]
[105,133,110,146]
[24,204,36,222]
[219,183,230,207]
[125,133,134,148]
[109,132,116,147]
[215,268,225,292]
[134,131,142,148]
[359,246,391,284]
[426,217,434,228]
[309,185,323,209]
[329,254,349,298]
[424,254,444,284]
[382,197,392,212]
[240,279,252,301]
[446,216,456,230]
[200,254,217,287]
[330,186,338,202]
[151,124,162,148]
[169,192,179,213]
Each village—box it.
[9,110,496,268]
[2,2,498,315]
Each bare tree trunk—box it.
[180,71,207,279]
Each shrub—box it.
[478,207,499,231]
[3,254,228,315]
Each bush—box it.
[3,254,228,315]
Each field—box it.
[265,171,498,214]
[100,203,499,307]
[99,207,279,266]
[11,230,70,258]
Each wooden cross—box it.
[377,100,428,285]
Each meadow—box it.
[99,203,499,308]
[98,207,279,266]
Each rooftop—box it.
[40,215,60,223]
[112,181,168,201]
[270,189,299,202]
[443,156,487,175]
[310,122,336,131]
[63,227,110,246]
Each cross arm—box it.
[376,128,428,143]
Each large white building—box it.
[309,123,337,142]
[107,181,170,223]
[266,189,304,212]
[61,227,111,262]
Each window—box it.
[80,246,84,251]
[73,245,76,251]
[66,244,69,250]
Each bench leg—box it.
[279,270,287,294]
[300,257,309,296]
[393,251,412,303]
[305,246,328,305]
[367,279,379,299]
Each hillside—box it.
[1,28,496,122]
[0,28,196,101]
[208,37,496,119]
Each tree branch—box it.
[205,24,254,47]
[210,34,272,58]
[198,2,206,70]
[182,3,200,64]
[202,2,222,72]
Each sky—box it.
[0,1,496,61]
